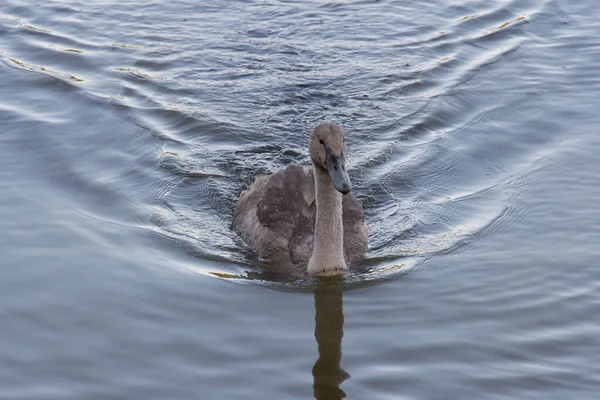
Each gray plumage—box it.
[232,164,368,275]
[232,123,367,276]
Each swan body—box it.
[232,123,367,276]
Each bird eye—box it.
[319,139,324,145]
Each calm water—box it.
[1,0,599,398]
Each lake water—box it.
[1,0,599,398]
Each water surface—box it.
[1,0,599,398]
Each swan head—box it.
[309,123,352,195]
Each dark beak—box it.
[326,150,352,195]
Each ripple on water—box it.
[0,0,550,290]
[120,2,544,290]
[2,0,600,398]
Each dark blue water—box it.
[1,0,599,398]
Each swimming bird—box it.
[232,123,367,276]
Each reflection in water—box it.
[312,279,350,400]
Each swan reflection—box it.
[312,279,350,399]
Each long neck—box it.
[307,164,347,276]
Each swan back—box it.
[232,164,367,275]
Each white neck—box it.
[307,163,347,276]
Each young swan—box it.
[307,123,353,276]
[232,123,367,276]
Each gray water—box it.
[1,0,599,398]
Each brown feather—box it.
[232,164,367,274]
